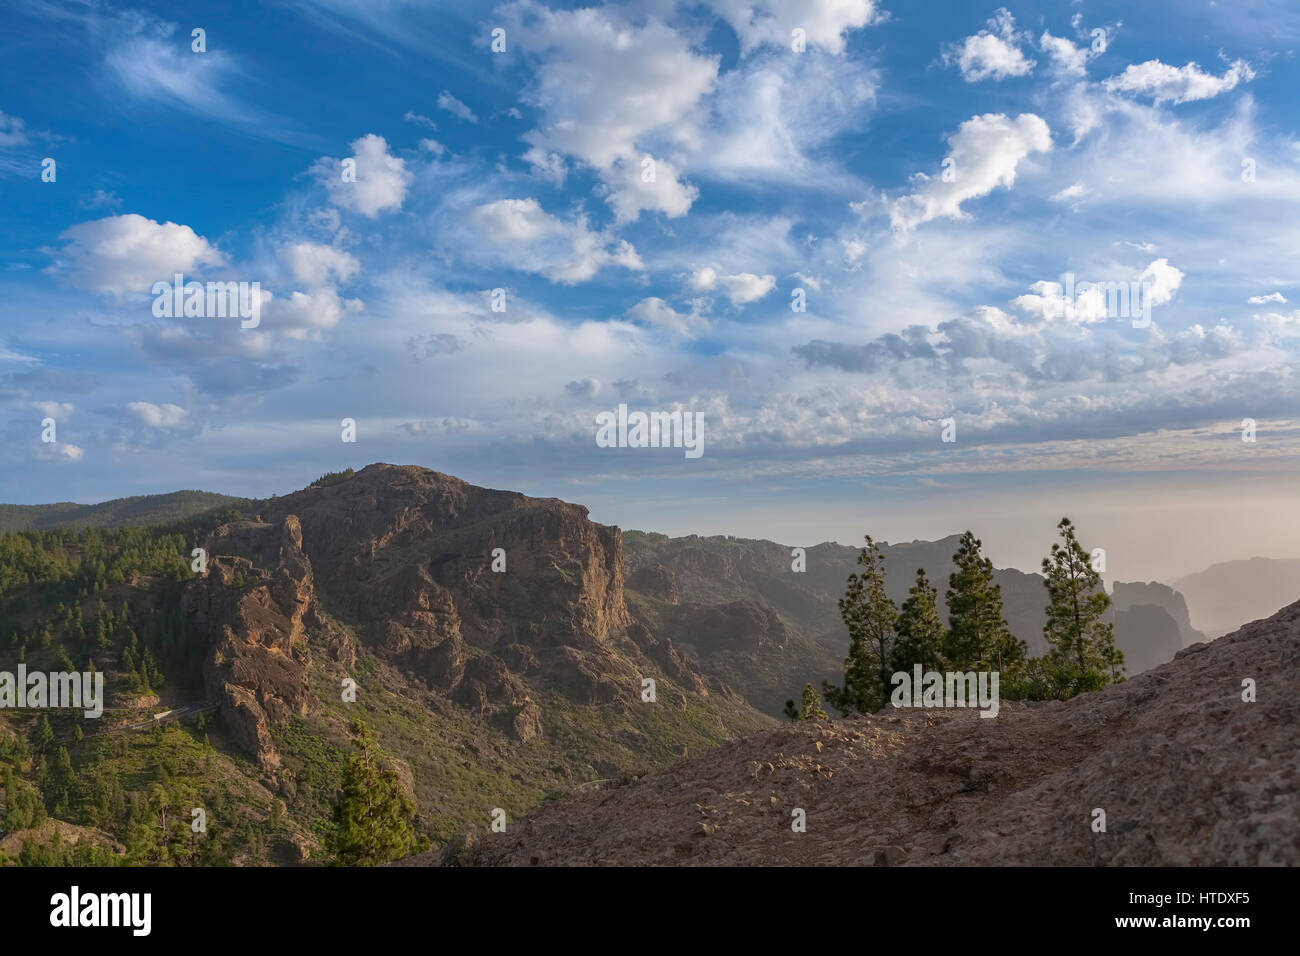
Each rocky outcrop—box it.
[668,599,790,654]
[182,517,316,768]
[177,465,719,757]
[433,597,1300,866]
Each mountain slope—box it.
[0,464,773,862]
[0,491,248,533]
[422,596,1300,866]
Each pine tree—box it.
[33,715,55,752]
[945,532,1024,670]
[889,568,948,674]
[823,535,897,715]
[1041,518,1123,697]
[782,699,800,722]
[798,682,829,720]
[327,720,421,866]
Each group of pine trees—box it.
[789,518,1124,719]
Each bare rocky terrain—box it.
[406,597,1299,866]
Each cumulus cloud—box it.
[468,198,644,283]
[1249,292,1287,305]
[1038,31,1089,78]
[262,287,364,338]
[47,214,227,298]
[688,267,777,305]
[313,134,411,218]
[508,4,716,222]
[889,113,1052,232]
[626,297,710,337]
[704,0,880,55]
[1010,259,1183,325]
[126,401,189,428]
[1103,59,1255,105]
[279,242,360,287]
[943,9,1035,82]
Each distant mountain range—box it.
[3,480,1282,695]
[622,532,1209,714]
[1175,558,1300,638]
[0,491,248,533]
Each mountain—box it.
[0,464,772,863]
[0,464,1228,864]
[1175,557,1300,638]
[623,532,1194,714]
[0,491,248,533]
[413,596,1300,866]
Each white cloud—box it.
[280,243,360,287]
[602,154,698,223]
[889,113,1052,232]
[262,287,364,338]
[48,214,227,298]
[626,297,710,337]
[690,50,877,184]
[314,134,411,218]
[943,9,1035,82]
[403,110,437,129]
[1009,259,1183,325]
[436,90,478,123]
[1249,292,1287,305]
[37,443,84,462]
[705,0,880,55]
[126,401,189,428]
[1140,258,1184,306]
[0,109,29,147]
[687,267,777,304]
[1103,59,1255,105]
[1050,180,1089,203]
[34,401,75,419]
[468,198,644,283]
[688,266,719,291]
[1038,31,1089,78]
[719,272,777,305]
[509,4,716,222]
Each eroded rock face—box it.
[258,465,707,716]
[668,599,790,654]
[183,517,315,768]
[183,465,717,761]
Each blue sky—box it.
[3,0,1299,580]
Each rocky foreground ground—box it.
[399,598,1299,866]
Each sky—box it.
[2,0,1299,582]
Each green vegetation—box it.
[0,491,250,534]
[326,720,423,865]
[823,536,897,715]
[311,469,355,488]
[816,518,1124,714]
[783,683,829,721]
